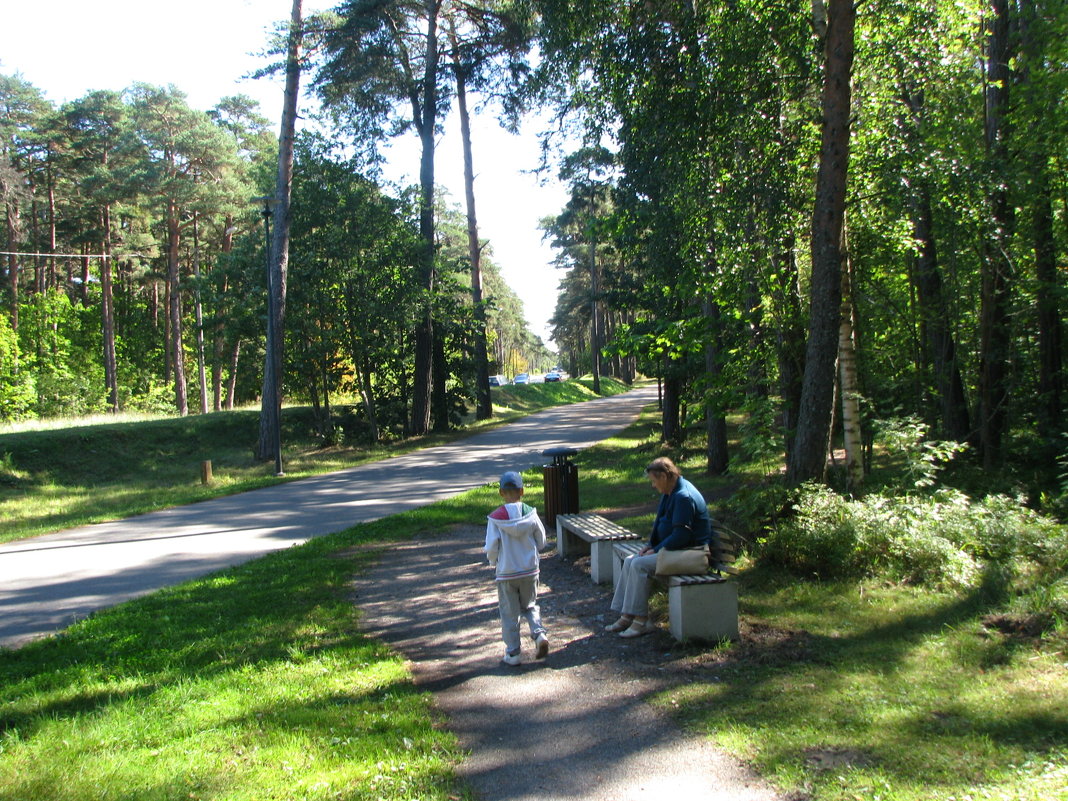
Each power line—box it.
[0,251,147,259]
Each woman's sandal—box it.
[618,620,653,638]
[604,616,633,632]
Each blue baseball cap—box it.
[499,471,524,489]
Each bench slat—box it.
[557,513,641,542]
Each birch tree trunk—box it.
[838,242,864,491]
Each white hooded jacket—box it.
[484,502,547,581]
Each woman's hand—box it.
[639,546,654,556]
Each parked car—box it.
[513,373,530,385]
[488,374,506,387]
[544,371,563,382]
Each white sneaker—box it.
[535,633,549,659]
[502,651,521,666]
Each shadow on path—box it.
[351,525,784,801]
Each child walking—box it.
[484,470,549,666]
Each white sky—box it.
[0,0,567,346]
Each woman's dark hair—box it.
[645,456,680,479]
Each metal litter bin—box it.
[542,447,579,527]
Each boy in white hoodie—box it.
[484,470,549,666]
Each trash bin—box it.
[542,447,579,528]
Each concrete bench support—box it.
[666,576,739,642]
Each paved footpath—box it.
[352,525,783,801]
[0,387,658,649]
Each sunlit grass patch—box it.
[657,569,1068,801]
[0,514,471,801]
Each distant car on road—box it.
[513,373,530,385]
[544,371,563,382]
[488,374,506,387]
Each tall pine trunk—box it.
[166,202,188,416]
[192,214,209,414]
[451,30,492,421]
[409,0,441,435]
[256,0,302,465]
[101,205,118,413]
[787,0,855,484]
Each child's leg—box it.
[517,577,546,640]
[496,580,523,655]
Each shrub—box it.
[756,485,1067,591]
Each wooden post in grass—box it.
[201,460,213,485]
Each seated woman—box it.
[606,456,713,638]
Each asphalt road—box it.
[0,386,658,650]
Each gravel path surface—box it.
[350,523,784,801]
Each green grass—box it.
[0,377,630,544]
[490,375,631,414]
[659,569,1068,800]
[0,494,496,801]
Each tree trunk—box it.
[192,213,209,414]
[432,329,449,431]
[704,298,729,474]
[212,219,235,412]
[838,241,864,491]
[1018,0,1062,438]
[910,185,971,441]
[166,203,188,416]
[359,354,380,443]
[662,356,682,445]
[589,220,602,394]
[451,25,492,421]
[101,205,118,413]
[774,242,805,464]
[977,0,1014,469]
[787,0,855,485]
[225,339,241,410]
[6,202,19,331]
[256,0,302,466]
[1032,163,1062,435]
[409,0,441,436]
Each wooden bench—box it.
[612,531,740,642]
[555,513,643,584]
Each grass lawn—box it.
[666,570,1068,801]
[2,391,1065,800]
[0,498,488,801]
